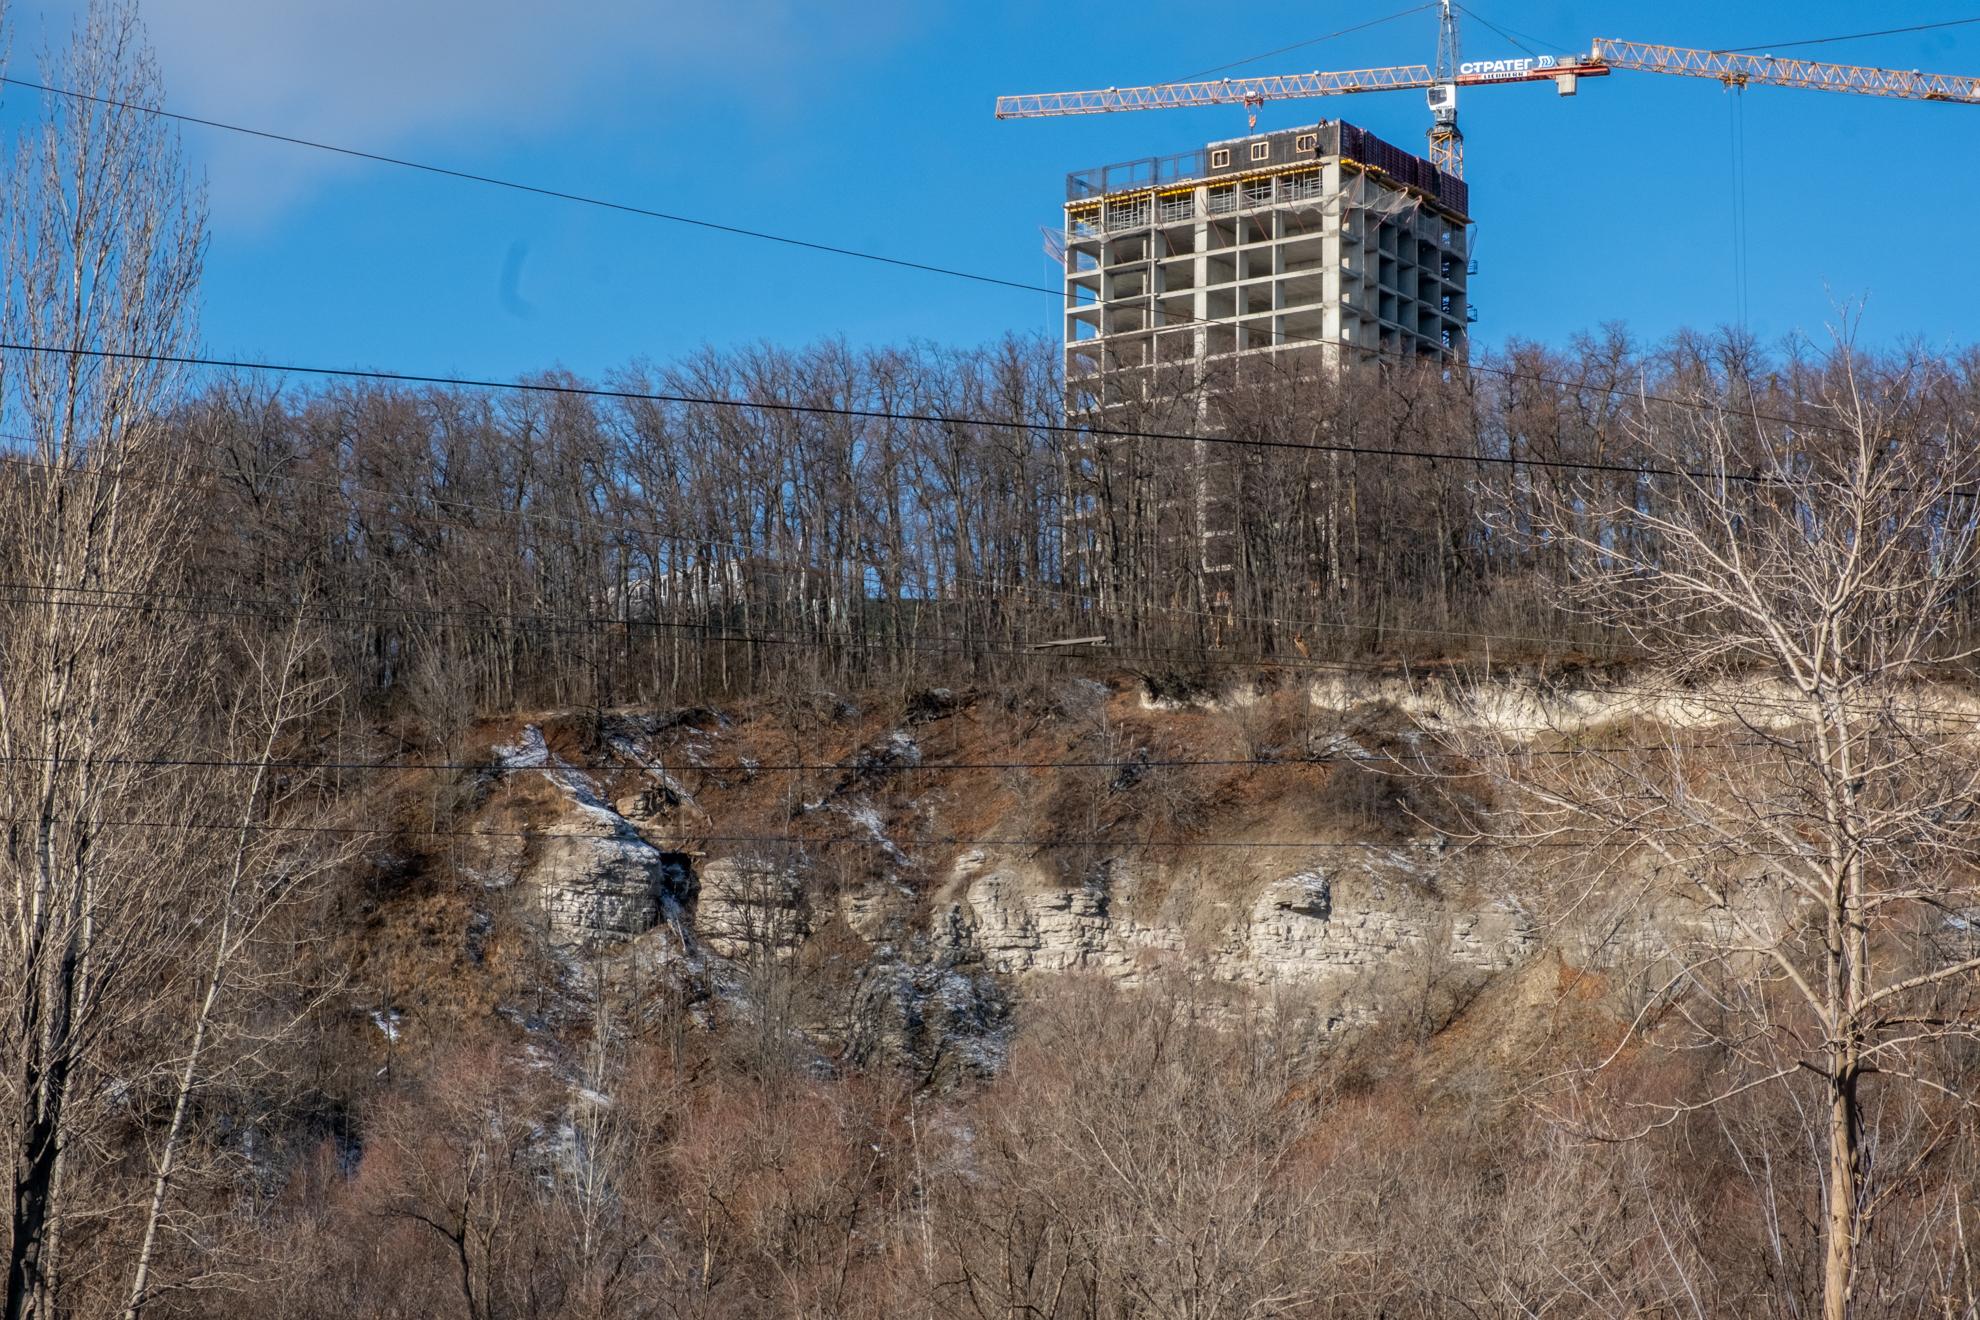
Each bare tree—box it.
[119,616,354,1320]
[0,3,205,1316]
[1445,337,1980,1319]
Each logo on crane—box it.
[1459,55,1559,76]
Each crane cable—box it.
[1171,4,1434,83]
[1727,83,1751,331]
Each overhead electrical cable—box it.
[0,583,1648,685]
[5,582,1975,732]
[0,64,1947,388]
[0,438,1641,657]
[0,582,1634,681]
[0,813,1789,855]
[0,339,1954,499]
[1724,17,1980,53]
[0,76,1052,300]
[0,736,1791,776]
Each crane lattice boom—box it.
[1591,40,1980,102]
[996,42,1980,122]
[994,59,1604,120]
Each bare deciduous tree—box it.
[1446,337,1980,1319]
[0,4,205,1315]
[119,616,355,1320]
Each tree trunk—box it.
[1822,1057,1860,1320]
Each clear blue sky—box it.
[4,1,1977,379]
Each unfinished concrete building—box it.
[1062,119,1470,409]
[1059,120,1470,610]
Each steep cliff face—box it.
[448,662,1977,1069]
[695,857,809,959]
[493,725,698,947]
[455,674,1577,1054]
[937,845,1534,1029]
[1304,668,1980,738]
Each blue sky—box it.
[3,1,1977,379]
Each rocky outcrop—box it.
[939,845,1535,1026]
[497,724,699,949]
[695,857,809,958]
[1305,669,1980,741]
[1219,863,1531,988]
[521,818,696,947]
[940,853,1184,982]
[490,714,1540,1033]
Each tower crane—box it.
[994,3,1980,179]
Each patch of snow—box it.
[838,800,910,866]
[369,1010,402,1043]
[493,725,551,769]
[502,724,651,840]
[461,864,516,891]
[607,735,702,811]
[1308,732,1373,760]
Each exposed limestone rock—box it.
[696,857,809,959]
[1214,863,1531,990]
[496,723,698,949]
[940,852,1184,983]
[1305,669,1980,741]
[938,846,1536,1026]
[839,880,914,942]
[520,819,696,948]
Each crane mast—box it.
[1427,0,1462,177]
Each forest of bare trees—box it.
[7,3,1980,1319]
[158,327,1980,719]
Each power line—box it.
[0,581,1626,680]
[0,340,1501,462]
[0,734,1788,778]
[0,76,1051,302]
[0,439,1631,660]
[4,580,1975,732]
[0,338,1943,498]
[1724,17,1980,54]
[0,580,1580,679]
[0,810,1419,850]
[0,812,1697,854]
[0,73,1920,418]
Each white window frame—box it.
[1210,147,1231,168]
[1250,141,1271,162]
[1296,133,1317,151]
